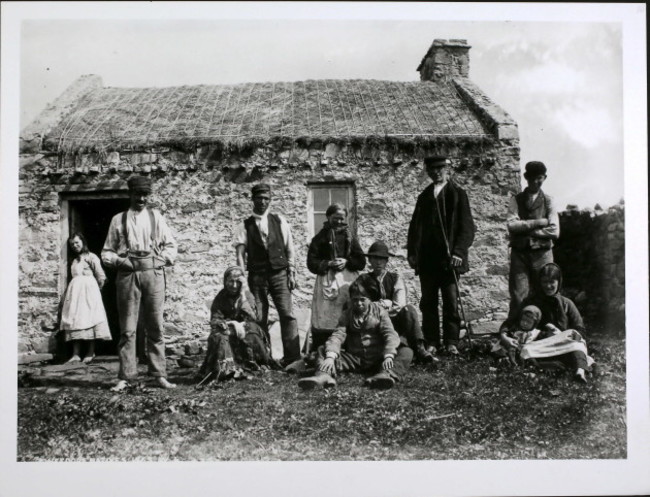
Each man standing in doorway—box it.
[234,183,300,366]
[407,156,475,356]
[506,160,559,321]
[102,175,177,390]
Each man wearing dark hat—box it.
[102,175,177,390]
[234,183,300,365]
[407,156,475,356]
[355,240,436,364]
[506,160,559,321]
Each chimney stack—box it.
[417,39,471,82]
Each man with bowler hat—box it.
[407,156,475,356]
[234,183,300,365]
[506,160,559,321]
[355,240,436,364]
[102,175,177,390]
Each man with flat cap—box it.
[102,175,178,390]
[407,156,475,356]
[355,240,436,364]
[234,183,300,366]
[506,160,559,321]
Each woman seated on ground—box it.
[306,203,366,349]
[60,232,112,364]
[498,262,593,383]
[198,266,277,384]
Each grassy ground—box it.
[17,330,626,461]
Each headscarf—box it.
[210,266,256,324]
[520,305,542,329]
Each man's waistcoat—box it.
[244,213,288,272]
[510,191,553,251]
[358,272,399,302]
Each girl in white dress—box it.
[60,233,111,363]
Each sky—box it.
[20,19,623,210]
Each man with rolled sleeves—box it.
[506,160,559,321]
[407,156,475,356]
[234,183,300,365]
[102,175,177,390]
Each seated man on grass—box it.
[356,240,436,364]
[298,280,413,390]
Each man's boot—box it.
[416,341,438,364]
[365,370,395,390]
[297,370,337,390]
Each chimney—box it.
[417,39,471,82]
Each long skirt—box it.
[60,275,111,342]
[310,268,358,332]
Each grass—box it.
[17,330,626,461]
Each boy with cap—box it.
[506,161,559,322]
[355,240,436,364]
[102,175,177,390]
[297,280,413,390]
[407,156,475,356]
[234,183,300,365]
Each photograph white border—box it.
[1,3,647,497]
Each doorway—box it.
[62,194,130,355]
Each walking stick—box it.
[434,195,474,350]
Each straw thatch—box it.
[44,79,493,153]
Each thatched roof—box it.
[44,79,494,153]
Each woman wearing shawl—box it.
[499,262,593,383]
[307,203,366,348]
[199,266,275,383]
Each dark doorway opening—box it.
[67,196,130,355]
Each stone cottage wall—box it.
[554,204,625,329]
[18,138,520,356]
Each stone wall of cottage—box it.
[18,139,520,357]
[554,204,625,329]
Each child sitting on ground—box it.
[493,305,543,366]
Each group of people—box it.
[57,155,593,392]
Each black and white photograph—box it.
[1,2,648,496]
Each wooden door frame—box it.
[58,191,130,297]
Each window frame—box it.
[306,181,356,239]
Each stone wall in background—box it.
[554,203,625,329]
[18,139,520,357]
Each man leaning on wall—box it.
[506,160,559,322]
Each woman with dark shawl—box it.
[498,262,593,383]
[198,266,276,383]
[306,203,366,348]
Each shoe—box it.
[66,355,81,364]
[82,355,95,364]
[297,371,336,390]
[575,368,588,384]
[416,343,437,364]
[365,370,395,390]
[284,358,307,374]
[446,344,460,356]
[110,380,130,392]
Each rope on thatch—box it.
[218,85,236,137]
[363,79,388,136]
[80,89,130,150]
[397,83,426,136]
[185,85,209,139]
[326,80,351,136]
[319,80,336,137]
[348,80,368,136]
[57,87,107,154]
[314,80,324,136]
[413,84,448,136]
[433,82,471,136]
[204,85,225,138]
[236,82,257,138]
[301,82,311,136]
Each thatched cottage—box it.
[18,39,520,358]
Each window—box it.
[307,183,355,238]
